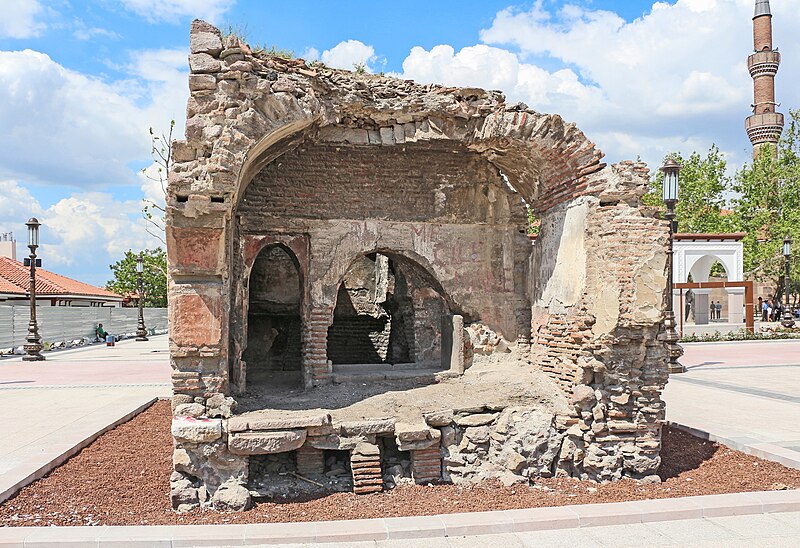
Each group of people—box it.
[758,296,785,322]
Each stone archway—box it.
[242,244,303,389]
[326,251,453,378]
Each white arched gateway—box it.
[673,233,746,325]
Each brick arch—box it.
[229,113,604,216]
[328,248,457,314]
[325,249,455,369]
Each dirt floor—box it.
[1,400,799,527]
[236,356,571,422]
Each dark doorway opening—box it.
[327,253,448,371]
[244,245,303,388]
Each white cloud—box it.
[401,0,800,170]
[0,0,45,39]
[321,40,377,72]
[0,48,187,189]
[0,179,161,285]
[119,0,232,24]
[300,47,320,62]
[72,19,121,41]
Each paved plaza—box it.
[664,339,800,469]
[0,336,799,545]
[0,336,170,503]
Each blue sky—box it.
[0,0,798,285]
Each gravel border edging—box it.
[0,489,798,546]
[0,397,159,505]
[668,421,800,471]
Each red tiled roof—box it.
[0,256,122,299]
[0,276,22,295]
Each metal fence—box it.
[0,306,168,349]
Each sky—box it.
[0,0,798,286]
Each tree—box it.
[106,248,168,307]
[644,144,734,234]
[141,121,174,246]
[732,109,800,300]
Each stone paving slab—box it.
[0,388,165,504]
[0,490,798,546]
[0,336,171,386]
[664,340,800,471]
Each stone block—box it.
[189,53,221,74]
[398,432,441,451]
[379,126,395,144]
[172,140,197,162]
[212,483,251,511]
[190,31,223,56]
[228,430,307,454]
[169,289,223,349]
[395,423,433,442]
[464,426,491,444]
[454,413,498,427]
[189,74,217,91]
[171,417,222,443]
[340,419,395,436]
[206,394,236,418]
[247,414,331,431]
[174,403,206,417]
[424,410,454,427]
[167,227,224,274]
[227,416,249,432]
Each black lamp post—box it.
[23,218,44,361]
[135,252,149,341]
[781,236,795,328]
[661,159,684,374]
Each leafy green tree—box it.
[644,145,734,233]
[106,248,167,307]
[732,109,800,300]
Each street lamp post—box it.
[661,159,685,374]
[23,218,44,361]
[781,236,795,328]
[135,253,149,341]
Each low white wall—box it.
[0,305,168,349]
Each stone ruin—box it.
[166,20,670,511]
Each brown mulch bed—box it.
[1,400,799,527]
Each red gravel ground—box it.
[1,400,799,527]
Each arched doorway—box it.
[327,252,451,375]
[243,244,303,388]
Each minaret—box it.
[746,0,784,158]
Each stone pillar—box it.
[692,289,712,325]
[726,287,746,324]
[449,315,465,374]
[296,447,325,476]
[411,447,442,484]
[304,305,334,387]
[350,442,383,494]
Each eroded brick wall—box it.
[231,139,532,386]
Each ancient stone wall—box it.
[166,19,670,510]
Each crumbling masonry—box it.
[167,20,670,511]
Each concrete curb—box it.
[0,397,158,505]
[0,489,798,546]
[668,421,800,471]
